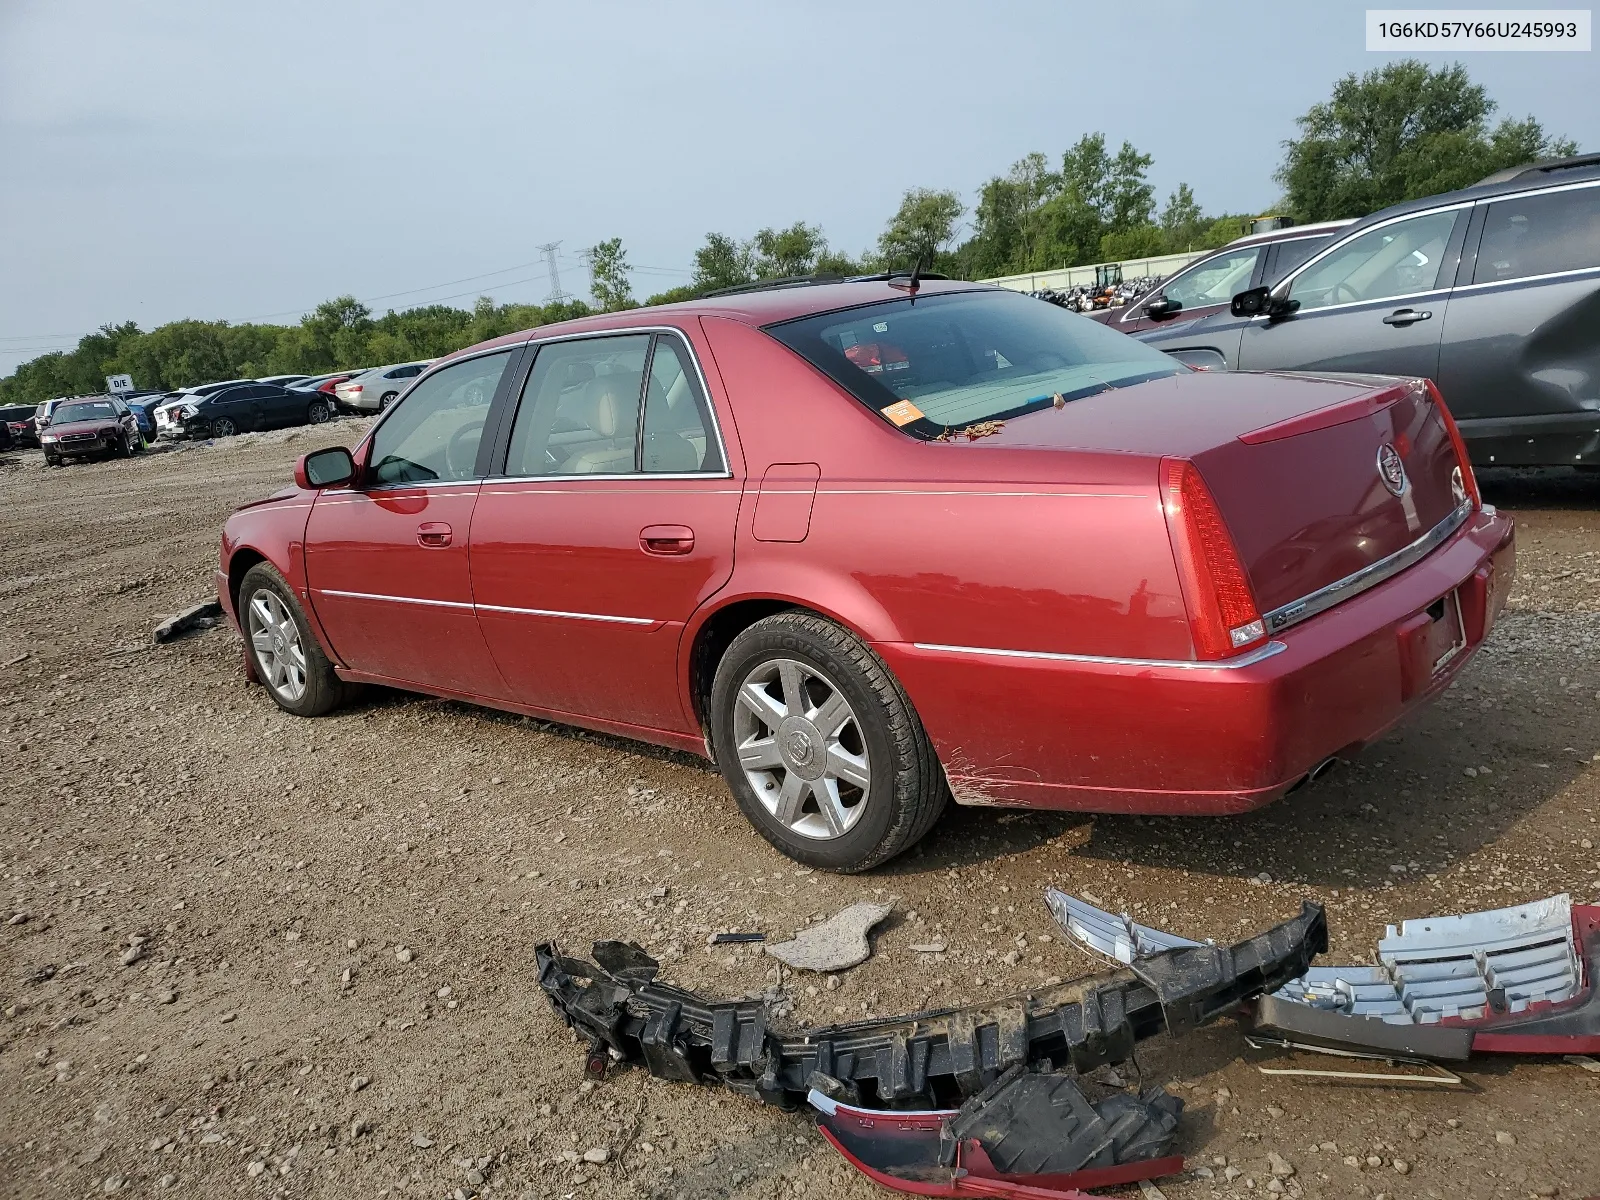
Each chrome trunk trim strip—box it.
[1262,498,1473,635]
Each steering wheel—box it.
[445,419,484,478]
[1331,281,1362,306]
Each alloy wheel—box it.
[213,417,237,437]
[732,657,871,840]
[307,400,331,423]
[247,589,308,703]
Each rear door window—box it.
[642,335,725,472]
[504,336,651,477]
[1473,184,1600,284]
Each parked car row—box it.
[2,361,439,467]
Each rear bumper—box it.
[879,507,1514,815]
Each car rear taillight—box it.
[1159,457,1266,660]
[346,384,363,394]
[1421,378,1481,511]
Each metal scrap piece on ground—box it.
[153,600,223,644]
[534,901,1326,1111]
[1051,889,1600,1058]
[765,900,894,971]
[711,932,767,945]
[809,1064,1184,1198]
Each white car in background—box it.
[333,361,433,412]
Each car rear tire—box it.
[238,562,349,718]
[710,611,947,872]
[307,399,332,424]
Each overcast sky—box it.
[1,0,1595,376]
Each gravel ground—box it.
[1,435,1598,1200]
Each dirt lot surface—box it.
[2,431,1598,1200]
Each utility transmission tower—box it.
[537,241,568,304]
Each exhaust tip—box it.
[1307,756,1341,783]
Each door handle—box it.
[640,524,695,555]
[417,521,452,548]
[1382,309,1432,325]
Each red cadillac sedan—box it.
[216,279,1514,871]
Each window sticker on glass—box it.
[872,322,889,333]
[880,399,924,427]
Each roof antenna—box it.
[889,252,925,302]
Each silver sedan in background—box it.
[333,361,433,412]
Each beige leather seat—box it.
[561,376,638,474]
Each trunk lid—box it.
[981,370,1468,614]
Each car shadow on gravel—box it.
[340,685,718,772]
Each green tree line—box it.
[0,295,589,407]
[3,60,1574,407]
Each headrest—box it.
[582,376,633,438]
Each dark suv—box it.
[1140,153,1600,467]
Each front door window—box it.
[368,352,510,485]
[1160,246,1261,311]
[1289,210,1462,311]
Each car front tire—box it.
[238,562,349,718]
[710,611,947,872]
[211,417,237,437]
[307,399,332,424]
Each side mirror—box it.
[1230,286,1271,317]
[1144,296,1182,319]
[295,446,355,490]
[1231,285,1298,320]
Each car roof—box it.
[1338,155,1600,236]
[444,279,998,364]
[1224,218,1358,249]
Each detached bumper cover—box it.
[534,903,1325,1111]
[810,1066,1184,1198]
[1050,890,1600,1056]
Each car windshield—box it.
[765,289,1183,437]
[51,401,118,424]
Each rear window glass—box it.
[764,289,1183,438]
